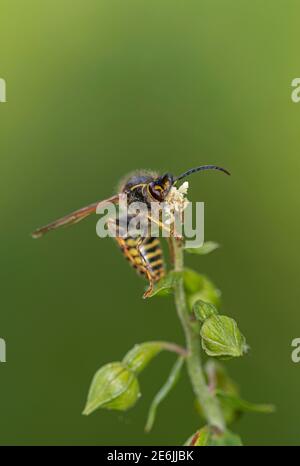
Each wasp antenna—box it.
[175,165,231,181]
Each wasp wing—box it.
[32,194,119,238]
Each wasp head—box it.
[148,173,174,201]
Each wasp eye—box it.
[149,182,164,201]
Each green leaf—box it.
[216,390,275,415]
[183,268,221,308]
[193,300,218,323]
[200,315,248,359]
[188,426,243,446]
[147,271,182,298]
[82,362,140,415]
[185,241,220,255]
[145,357,184,432]
[123,342,166,375]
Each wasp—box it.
[32,165,229,298]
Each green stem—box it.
[172,238,225,431]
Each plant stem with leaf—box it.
[171,237,225,431]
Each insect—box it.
[32,165,230,298]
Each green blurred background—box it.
[0,0,299,445]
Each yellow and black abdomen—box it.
[139,237,165,281]
[117,236,165,283]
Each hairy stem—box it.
[172,238,225,431]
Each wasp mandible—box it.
[32,165,230,298]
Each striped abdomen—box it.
[117,236,165,282]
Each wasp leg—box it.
[136,237,155,299]
[145,214,171,236]
[142,275,154,299]
[146,213,183,240]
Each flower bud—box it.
[83,362,140,415]
[200,315,248,359]
[193,300,218,323]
